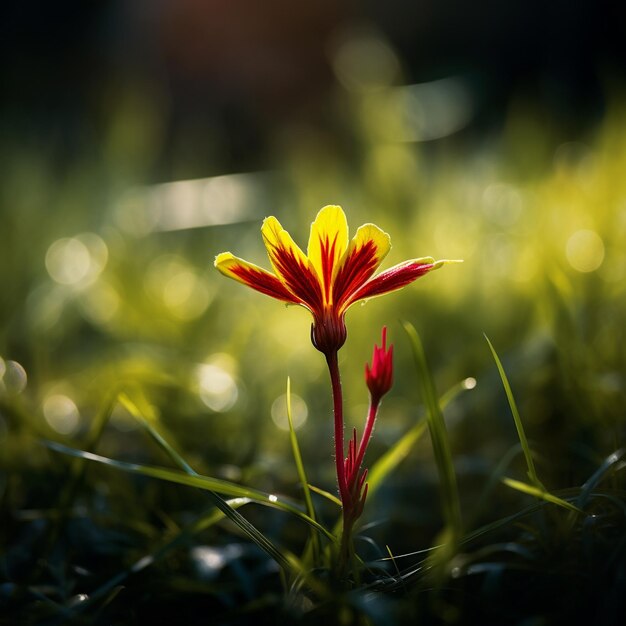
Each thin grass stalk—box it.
[118,393,299,574]
[285,377,321,565]
[69,497,253,617]
[367,376,475,502]
[36,389,119,584]
[484,335,543,488]
[403,321,462,540]
[43,439,335,543]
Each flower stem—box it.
[326,350,364,579]
[353,397,380,482]
[326,350,348,505]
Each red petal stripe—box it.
[229,264,301,303]
[268,245,324,313]
[333,240,381,311]
[346,261,434,306]
[320,234,339,303]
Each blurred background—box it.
[2,1,626,620]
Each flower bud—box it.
[365,327,393,400]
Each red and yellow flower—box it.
[215,205,449,355]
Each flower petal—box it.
[345,257,438,306]
[261,216,323,311]
[334,223,391,311]
[214,252,300,303]
[307,205,349,305]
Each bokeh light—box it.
[0,359,27,396]
[332,30,400,93]
[42,394,81,435]
[197,354,239,412]
[3,3,626,622]
[566,229,605,272]
[45,233,108,287]
[78,281,121,326]
[145,254,210,320]
[270,392,309,431]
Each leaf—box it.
[285,377,320,563]
[403,322,463,540]
[367,419,428,499]
[308,483,342,507]
[118,392,194,474]
[502,477,582,513]
[118,392,298,573]
[42,440,336,545]
[73,497,253,615]
[484,335,542,488]
[577,448,626,508]
[367,376,475,501]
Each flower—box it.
[365,326,393,401]
[215,205,449,355]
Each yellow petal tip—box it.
[432,258,464,270]
[214,252,234,267]
[317,204,344,215]
[412,256,436,265]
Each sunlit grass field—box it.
[1,91,626,624]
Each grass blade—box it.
[502,477,582,513]
[43,440,336,544]
[118,392,299,573]
[367,419,428,499]
[403,321,462,539]
[285,377,320,563]
[119,393,195,471]
[367,376,475,501]
[577,448,626,508]
[307,483,342,507]
[385,545,408,593]
[484,335,542,487]
[485,338,586,517]
[73,497,252,615]
[40,389,119,577]
[325,376,473,543]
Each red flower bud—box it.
[365,327,393,401]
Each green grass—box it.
[2,99,626,624]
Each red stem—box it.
[326,351,349,505]
[352,396,380,482]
